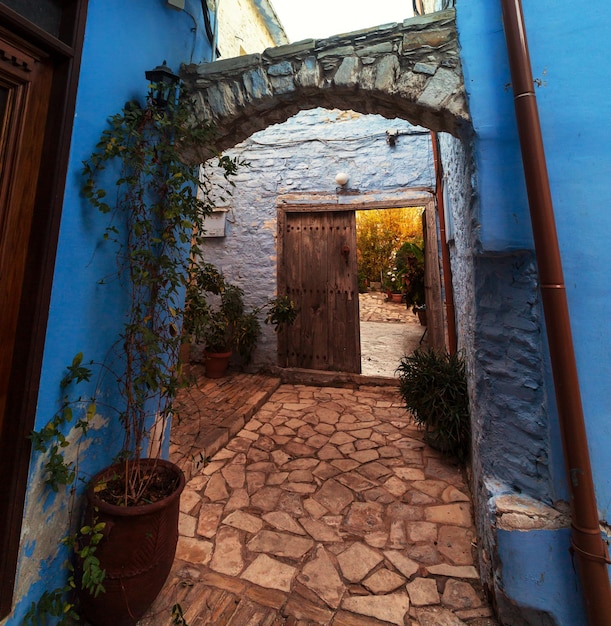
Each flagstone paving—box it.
[141,379,499,626]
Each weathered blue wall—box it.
[452,0,611,623]
[2,1,213,623]
[199,108,435,367]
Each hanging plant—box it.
[82,86,241,504]
[77,82,242,624]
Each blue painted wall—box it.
[455,0,611,622]
[460,0,611,519]
[2,1,213,623]
[497,528,586,625]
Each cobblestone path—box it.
[141,381,497,626]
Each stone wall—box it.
[181,10,469,158]
[439,132,563,614]
[197,108,435,367]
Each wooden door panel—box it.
[0,5,89,616]
[0,33,54,613]
[282,210,360,373]
[0,37,52,434]
[327,213,360,371]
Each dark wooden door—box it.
[0,5,88,616]
[280,210,360,373]
[0,34,52,443]
[0,27,54,618]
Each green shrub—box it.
[397,349,470,461]
[395,241,425,306]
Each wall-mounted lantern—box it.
[145,61,180,108]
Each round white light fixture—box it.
[335,172,349,186]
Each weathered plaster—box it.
[217,0,288,59]
[437,128,575,622]
[495,527,586,625]
[13,414,107,613]
[494,494,570,531]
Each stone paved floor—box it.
[141,380,498,626]
[359,293,428,378]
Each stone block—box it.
[317,45,355,59]
[195,53,261,77]
[413,62,438,76]
[243,67,273,101]
[298,546,345,608]
[333,56,360,87]
[241,553,296,592]
[356,42,394,57]
[406,577,440,606]
[263,39,315,59]
[267,60,293,77]
[341,592,410,626]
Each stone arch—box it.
[181,9,469,156]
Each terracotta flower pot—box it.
[78,458,185,626]
[204,350,232,378]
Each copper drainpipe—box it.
[430,131,458,354]
[500,1,611,622]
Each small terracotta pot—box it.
[204,350,232,378]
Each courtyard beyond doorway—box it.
[360,293,427,378]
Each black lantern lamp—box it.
[145,61,180,109]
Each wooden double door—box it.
[279,209,361,373]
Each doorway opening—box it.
[277,189,443,376]
[356,207,428,377]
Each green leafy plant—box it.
[82,85,241,505]
[26,82,238,624]
[29,353,95,491]
[397,348,470,461]
[23,518,107,625]
[184,262,297,362]
[383,267,405,294]
[395,241,425,307]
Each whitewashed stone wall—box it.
[198,107,435,367]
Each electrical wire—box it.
[245,129,430,149]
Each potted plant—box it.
[397,348,471,461]
[184,262,297,378]
[384,267,405,302]
[395,241,425,311]
[78,80,241,625]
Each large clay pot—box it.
[204,350,232,378]
[416,308,427,326]
[79,458,185,626]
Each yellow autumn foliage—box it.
[356,207,424,285]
